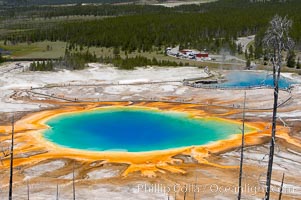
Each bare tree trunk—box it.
[8,115,14,200]
[278,173,285,200]
[56,183,59,200]
[73,162,75,200]
[183,185,186,200]
[265,49,281,200]
[27,180,30,200]
[238,92,246,200]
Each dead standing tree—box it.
[262,15,294,200]
[56,183,59,200]
[9,115,15,200]
[27,180,30,200]
[278,173,285,200]
[73,162,76,200]
[238,92,246,200]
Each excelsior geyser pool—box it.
[214,71,295,89]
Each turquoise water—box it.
[213,71,295,89]
[43,108,249,152]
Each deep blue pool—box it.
[214,71,296,89]
[43,108,253,152]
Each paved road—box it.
[236,35,255,53]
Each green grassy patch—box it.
[0,40,239,69]
[0,41,66,58]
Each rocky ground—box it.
[0,62,301,199]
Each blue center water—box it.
[43,108,250,152]
[214,71,295,89]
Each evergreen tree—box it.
[297,57,301,69]
[30,61,36,71]
[246,59,251,69]
[286,50,296,68]
[113,47,120,58]
[254,32,264,59]
[244,49,248,60]
[248,45,254,59]
[3,0,301,59]
[237,43,243,54]
[0,53,4,63]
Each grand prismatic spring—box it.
[43,108,254,152]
